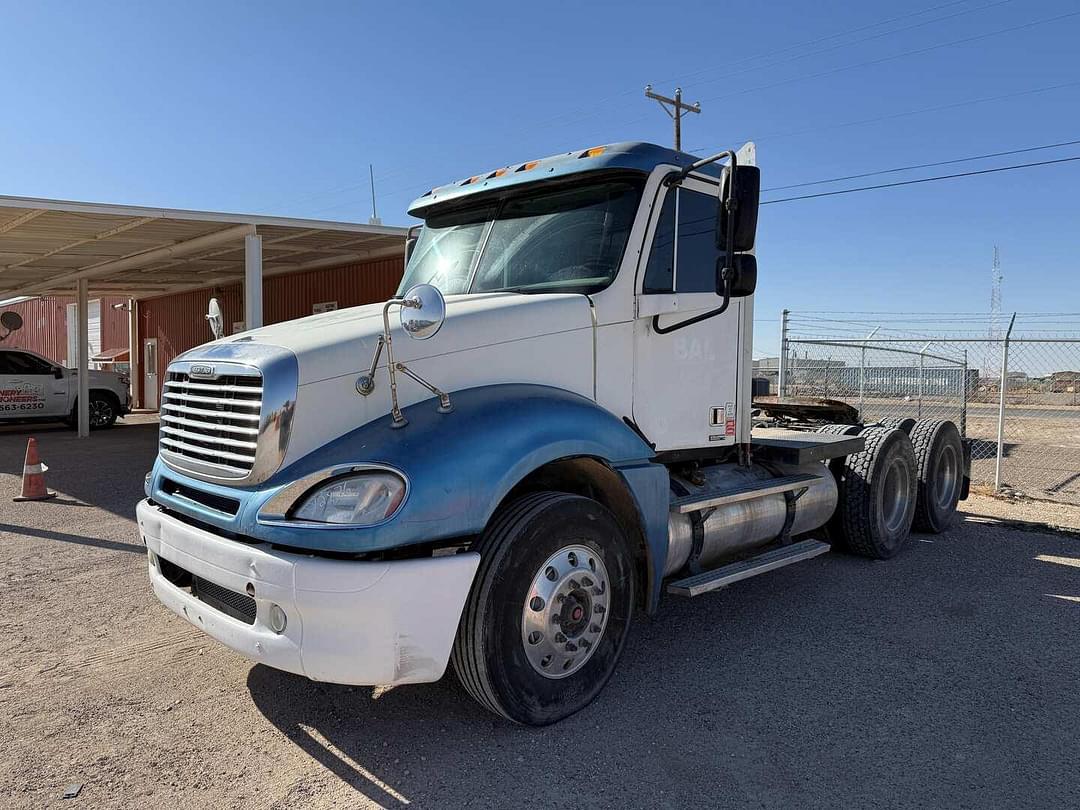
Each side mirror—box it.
[716,165,760,253]
[54,367,64,379]
[716,254,757,298]
[399,283,446,340]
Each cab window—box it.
[642,187,722,294]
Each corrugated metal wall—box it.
[136,255,403,408]
[0,295,129,364]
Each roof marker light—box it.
[579,146,606,158]
[517,160,540,172]
[488,168,508,179]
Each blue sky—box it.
[2,0,1078,354]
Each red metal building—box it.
[0,294,129,365]
[135,255,403,408]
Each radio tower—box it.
[989,246,1003,339]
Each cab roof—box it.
[407,141,722,218]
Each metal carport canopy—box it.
[0,195,407,436]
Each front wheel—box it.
[451,492,635,726]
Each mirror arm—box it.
[358,295,453,426]
[652,150,740,335]
[381,298,408,428]
[651,279,732,335]
[395,362,453,413]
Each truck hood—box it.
[204,292,595,386]
[175,292,597,471]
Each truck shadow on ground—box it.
[247,518,1080,808]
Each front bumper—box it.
[137,499,479,685]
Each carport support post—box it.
[77,278,90,437]
[245,233,263,329]
[993,313,1017,492]
[127,299,140,409]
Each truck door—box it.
[0,351,68,418]
[631,178,749,453]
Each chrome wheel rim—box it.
[933,443,960,510]
[521,544,610,679]
[880,455,912,534]
[89,400,113,427]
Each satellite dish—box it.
[206,298,224,340]
[0,311,23,342]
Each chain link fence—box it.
[767,312,1080,505]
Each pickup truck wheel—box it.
[909,419,963,533]
[69,394,119,429]
[451,491,634,726]
[829,426,917,559]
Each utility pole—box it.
[644,85,701,151]
[368,164,382,226]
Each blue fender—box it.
[150,384,672,610]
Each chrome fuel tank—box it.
[664,462,837,576]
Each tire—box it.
[828,426,917,559]
[451,491,635,726]
[72,393,119,429]
[816,423,862,435]
[877,416,916,434]
[909,419,963,533]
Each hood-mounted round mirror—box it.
[206,297,224,340]
[399,283,446,340]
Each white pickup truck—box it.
[138,141,969,725]
[0,347,130,428]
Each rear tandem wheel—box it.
[828,426,918,559]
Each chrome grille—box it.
[160,370,263,478]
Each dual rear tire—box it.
[825,418,964,557]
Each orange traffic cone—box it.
[13,437,56,502]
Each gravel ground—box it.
[2,420,1079,809]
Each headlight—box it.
[291,472,406,525]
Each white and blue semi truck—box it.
[138,142,968,725]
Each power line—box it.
[762,137,1080,191]
[504,0,985,139]
[685,78,1080,155]
[681,0,1013,93]
[761,154,1080,204]
[698,8,1080,105]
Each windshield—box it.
[398,177,643,296]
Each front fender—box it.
[243,384,658,552]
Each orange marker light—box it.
[580,146,606,158]
[518,160,540,172]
